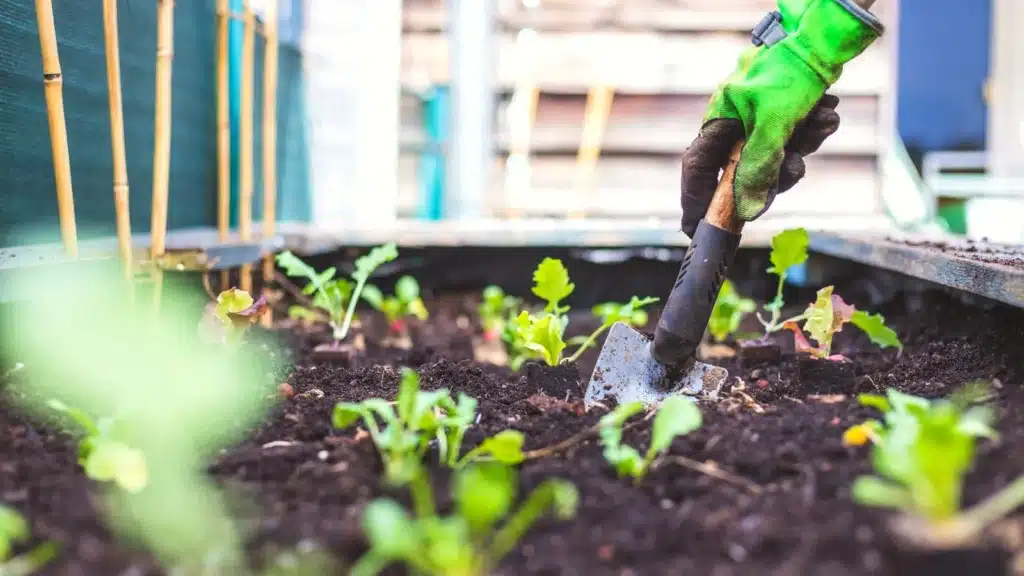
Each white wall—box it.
[302,0,402,227]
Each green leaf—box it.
[958,405,998,440]
[517,312,567,367]
[850,310,903,351]
[454,463,516,534]
[352,243,399,283]
[473,430,526,465]
[547,481,579,519]
[332,403,365,429]
[800,287,855,358]
[851,476,911,510]
[396,369,421,425]
[46,399,99,436]
[599,401,645,430]
[592,297,659,327]
[360,284,384,310]
[648,396,702,456]
[361,499,418,558]
[395,276,420,303]
[708,280,757,342]
[276,251,321,283]
[857,393,890,413]
[85,440,148,493]
[287,305,321,321]
[531,258,574,313]
[767,228,809,275]
[604,445,645,478]
[213,288,255,324]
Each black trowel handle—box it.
[653,141,745,367]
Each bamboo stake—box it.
[238,2,255,293]
[569,85,614,220]
[34,0,78,256]
[216,0,230,292]
[102,0,133,286]
[151,0,174,308]
[261,0,279,327]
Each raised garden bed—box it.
[1,238,1023,575]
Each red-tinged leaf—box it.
[389,319,406,334]
[827,354,849,362]
[783,321,823,357]
[226,295,269,330]
[831,294,856,328]
[483,329,500,343]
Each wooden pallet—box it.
[401,92,881,156]
[402,31,889,96]
[403,0,776,32]
[396,153,879,218]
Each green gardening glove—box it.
[680,0,884,232]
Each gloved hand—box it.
[680,0,883,238]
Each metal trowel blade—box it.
[584,322,729,407]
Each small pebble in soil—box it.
[756,379,770,389]
[317,450,328,461]
[278,383,294,399]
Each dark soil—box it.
[3,274,1024,575]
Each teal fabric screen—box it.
[0,0,308,249]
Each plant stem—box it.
[960,475,1024,531]
[409,470,436,519]
[565,323,611,363]
[487,483,556,565]
[337,277,369,341]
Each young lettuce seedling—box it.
[565,296,659,362]
[46,400,148,493]
[708,280,757,343]
[276,243,398,344]
[0,505,57,576]
[478,286,520,343]
[333,369,525,485]
[351,463,578,576]
[361,275,429,336]
[598,396,702,482]
[782,286,902,360]
[847,386,999,522]
[757,227,810,334]
[198,288,269,345]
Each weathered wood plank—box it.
[809,232,1024,309]
[396,154,880,217]
[402,32,890,96]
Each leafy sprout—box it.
[708,279,757,342]
[198,288,269,345]
[478,286,520,342]
[362,275,430,335]
[848,386,998,522]
[46,400,148,493]
[598,396,702,482]
[757,228,809,333]
[782,286,902,361]
[276,243,398,343]
[351,463,578,576]
[565,297,659,362]
[0,505,57,576]
[332,369,524,485]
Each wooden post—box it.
[151,0,174,307]
[570,85,614,220]
[238,1,255,293]
[102,0,133,283]
[216,0,231,291]
[33,0,78,256]
[261,0,279,326]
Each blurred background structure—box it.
[0,0,1021,259]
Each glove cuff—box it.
[777,0,883,87]
[831,0,884,36]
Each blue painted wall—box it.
[897,0,992,155]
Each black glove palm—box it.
[679,94,841,238]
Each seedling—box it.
[565,296,659,362]
[598,395,702,482]
[362,275,429,336]
[783,286,902,360]
[198,288,269,345]
[46,400,148,493]
[276,243,398,344]
[756,227,810,334]
[333,369,524,485]
[0,505,57,576]
[350,463,578,576]
[708,280,756,342]
[843,386,1024,539]
[506,258,656,369]
[478,285,520,343]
